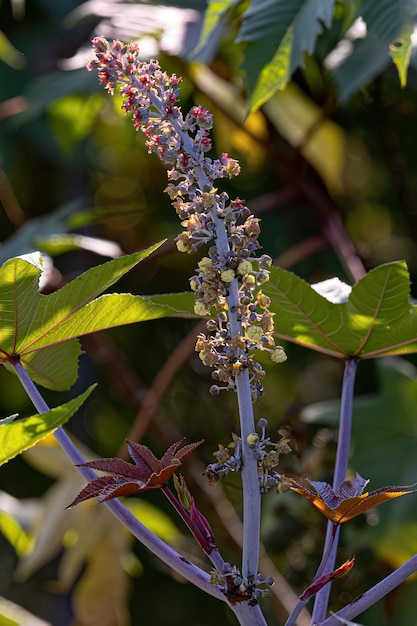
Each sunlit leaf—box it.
[289,474,417,524]
[68,439,202,506]
[144,291,196,317]
[238,0,336,111]
[195,0,238,55]
[263,261,417,359]
[0,243,180,389]
[0,385,95,466]
[331,0,417,100]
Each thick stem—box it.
[210,211,261,581]
[311,357,358,623]
[234,367,261,580]
[11,358,225,603]
[232,601,269,626]
[152,86,261,581]
[320,555,417,625]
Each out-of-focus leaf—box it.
[71,525,131,626]
[376,522,417,570]
[0,386,95,466]
[303,358,417,489]
[263,83,370,196]
[330,0,417,100]
[0,511,31,557]
[33,233,123,258]
[0,31,25,69]
[66,0,204,64]
[0,597,52,626]
[390,23,413,87]
[123,499,181,544]
[48,94,103,156]
[190,63,268,167]
[0,201,90,265]
[194,0,237,55]
[301,358,417,563]
[238,0,336,111]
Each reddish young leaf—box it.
[289,474,417,524]
[300,558,355,601]
[67,477,117,507]
[68,439,203,507]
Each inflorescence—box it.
[205,419,292,493]
[88,37,287,402]
[210,561,274,605]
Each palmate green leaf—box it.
[263,261,417,359]
[0,242,178,390]
[238,0,336,112]
[0,385,95,466]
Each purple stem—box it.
[12,356,271,625]
[311,356,358,623]
[11,357,225,601]
[320,555,417,625]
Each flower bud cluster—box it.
[205,419,291,492]
[204,434,242,486]
[192,254,287,400]
[88,38,287,401]
[210,562,274,605]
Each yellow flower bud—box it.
[271,346,287,363]
[176,239,189,253]
[194,302,211,316]
[221,269,235,283]
[237,260,253,275]
[198,257,212,269]
[246,326,263,342]
[247,433,260,446]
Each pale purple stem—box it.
[11,357,225,602]
[311,356,358,623]
[320,555,417,625]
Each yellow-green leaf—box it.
[390,23,413,88]
[0,385,95,466]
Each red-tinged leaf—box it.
[290,475,417,524]
[300,558,355,601]
[145,462,182,489]
[69,439,202,507]
[173,440,203,463]
[67,477,116,508]
[127,440,162,474]
[160,440,187,466]
[96,481,143,503]
[78,458,143,480]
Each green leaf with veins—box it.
[263,261,417,359]
[0,242,177,390]
[0,385,95,466]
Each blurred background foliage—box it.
[1,0,417,625]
